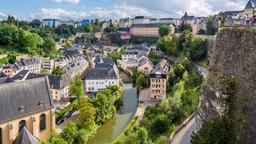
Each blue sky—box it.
[0,0,248,21]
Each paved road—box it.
[170,117,199,144]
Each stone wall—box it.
[198,28,256,143]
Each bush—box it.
[191,117,241,144]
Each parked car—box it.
[56,118,64,125]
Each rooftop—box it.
[0,77,53,123]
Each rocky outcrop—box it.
[198,28,256,143]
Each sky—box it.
[0,0,248,21]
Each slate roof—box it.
[0,77,14,84]
[27,73,70,90]
[138,59,153,67]
[12,70,30,81]
[245,0,256,9]
[131,23,171,28]
[16,58,40,67]
[14,127,39,144]
[94,55,114,65]
[150,67,167,79]
[0,77,53,123]
[86,67,117,80]
[0,71,8,78]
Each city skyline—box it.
[0,0,248,21]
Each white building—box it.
[85,63,119,93]
[16,57,41,74]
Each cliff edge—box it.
[198,28,256,143]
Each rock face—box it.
[198,28,256,143]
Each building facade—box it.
[130,23,175,38]
[42,19,61,28]
[150,68,167,100]
[16,58,41,74]
[0,77,55,144]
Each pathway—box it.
[169,117,199,144]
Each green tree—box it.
[78,98,96,124]
[52,66,65,76]
[7,15,16,25]
[42,36,57,55]
[64,40,72,48]
[84,24,93,32]
[191,117,240,144]
[69,75,84,101]
[48,130,68,144]
[180,23,192,32]
[8,55,16,64]
[91,90,116,124]
[158,25,171,37]
[206,16,216,35]
[157,35,177,56]
[189,38,207,61]
[0,24,19,45]
[30,19,41,28]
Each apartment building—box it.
[150,67,167,100]
[130,23,175,38]
[16,57,41,74]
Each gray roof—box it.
[0,77,13,84]
[27,73,70,90]
[131,23,171,28]
[12,70,30,81]
[14,127,39,144]
[0,71,8,78]
[86,67,117,80]
[16,58,40,67]
[94,55,114,65]
[0,77,53,123]
[245,0,256,9]
[138,59,153,67]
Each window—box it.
[40,114,46,131]
[0,128,2,144]
[19,120,26,132]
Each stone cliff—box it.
[198,28,256,143]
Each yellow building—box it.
[0,77,55,144]
[130,23,175,38]
[150,67,167,100]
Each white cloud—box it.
[31,8,88,20]
[52,0,80,4]
[29,0,246,20]
[117,0,245,17]
[0,12,6,20]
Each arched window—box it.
[39,114,46,131]
[19,120,26,132]
[0,127,2,144]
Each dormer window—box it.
[18,105,24,112]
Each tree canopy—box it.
[158,25,171,37]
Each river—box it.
[87,84,137,144]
